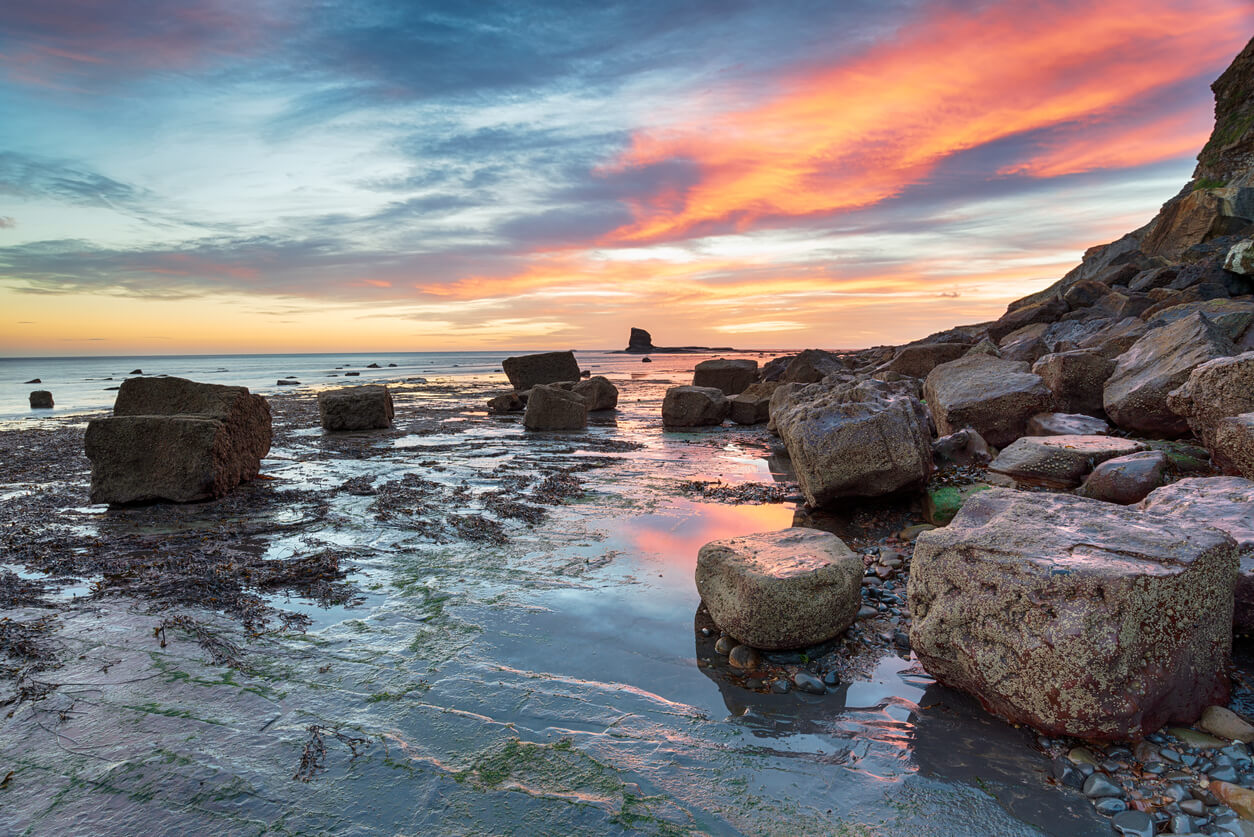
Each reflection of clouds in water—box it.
[622,502,797,569]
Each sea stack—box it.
[625,327,656,353]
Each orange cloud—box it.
[603,0,1253,244]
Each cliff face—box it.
[1196,36,1254,188]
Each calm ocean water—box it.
[0,349,778,420]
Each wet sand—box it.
[0,362,1110,835]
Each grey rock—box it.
[1083,773,1125,799]
[932,428,993,468]
[523,384,588,431]
[693,358,758,395]
[1213,413,1254,478]
[923,354,1052,447]
[662,385,729,427]
[987,435,1146,489]
[317,385,394,431]
[792,671,826,695]
[28,390,53,409]
[1026,412,1111,436]
[1032,349,1116,416]
[1077,451,1168,505]
[779,349,846,384]
[502,351,581,391]
[728,645,761,671]
[1111,809,1153,836]
[571,375,618,411]
[880,343,969,379]
[1167,351,1254,448]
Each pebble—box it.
[1168,814,1196,834]
[1210,765,1239,783]
[1094,797,1128,815]
[700,627,711,637]
[1178,798,1206,816]
[1203,706,1254,744]
[728,645,761,671]
[1111,809,1153,837]
[1069,746,1100,766]
[714,636,736,655]
[1160,748,1183,764]
[822,671,839,686]
[771,678,791,694]
[1083,773,1124,799]
[792,671,825,695]
[856,605,878,619]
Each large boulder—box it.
[779,349,845,383]
[695,529,862,650]
[728,381,778,426]
[1166,351,1254,448]
[1103,313,1237,436]
[988,298,1069,342]
[1031,350,1115,416]
[1140,187,1253,261]
[523,384,588,430]
[909,488,1238,739]
[502,351,581,391]
[1226,239,1254,274]
[880,343,969,379]
[1213,414,1254,479]
[987,435,1146,489]
[692,358,758,395]
[923,354,1052,447]
[662,386,728,427]
[572,375,618,411]
[773,379,932,506]
[317,385,394,431]
[29,390,53,409]
[1140,477,1254,632]
[1076,451,1168,505]
[1026,412,1111,436]
[85,416,262,505]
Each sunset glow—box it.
[1,0,1251,354]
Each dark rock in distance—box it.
[626,327,655,353]
[29,390,53,409]
[23,378,40,384]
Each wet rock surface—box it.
[318,384,395,431]
[661,384,729,427]
[692,358,759,395]
[987,434,1146,489]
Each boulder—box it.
[997,323,1050,364]
[1213,414,1254,479]
[923,354,1052,447]
[988,298,1069,342]
[728,383,775,425]
[695,529,863,650]
[28,390,53,409]
[662,386,729,427]
[932,428,992,468]
[964,338,1002,357]
[1166,351,1254,448]
[1103,313,1237,437]
[880,343,969,378]
[522,384,588,431]
[110,376,271,468]
[625,327,656,353]
[1026,412,1111,436]
[1140,187,1251,261]
[1076,451,1168,505]
[1078,317,1154,359]
[779,349,845,383]
[1063,278,1111,310]
[571,375,618,411]
[1032,350,1115,416]
[987,435,1146,489]
[773,379,932,506]
[908,488,1238,739]
[1226,239,1254,274]
[487,393,524,414]
[502,351,581,391]
[692,358,758,395]
[925,483,992,526]
[317,385,394,431]
[85,416,263,504]
[1139,477,1254,632]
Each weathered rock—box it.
[1141,188,1252,261]
[662,386,729,427]
[925,483,992,526]
[1226,239,1254,274]
[317,385,394,431]
[571,375,618,411]
[28,390,53,409]
[728,384,774,425]
[1166,351,1254,447]
[486,393,524,414]
[1103,313,1237,436]
[1078,317,1154,359]
[932,428,993,468]
[909,488,1238,739]
[779,349,845,383]
[625,327,655,353]
[880,343,969,378]
[692,358,758,395]
[1210,780,1254,822]
[923,354,1052,447]
[695,529,863,650]
[502,351,581,391]
[988,298,1069,342]
[997,323,1050,364]
[988,435,1146,489]
[522,384,588,431]
[1213,413,1254,478]
[1026,412,1111,436]
[773,379,932,506]
[1202,705,1254,743]
[1032,350,1115,416]
[1063,278,1111,310]
[964,338,1001,357]
[1076,451,1168,505]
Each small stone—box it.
[1211,765,1240,783]
[714,636,736,655]
[1178,798,1206,816]
[1168,814,1195,834]
[1111,809,1153,836]
[728,645,761,671]
[857,605,878,619]
[822,671,839,686]
[1094,797,1128,815]
[1083,773,1124,799]
[1171,726,1228,749]
[700,627,712,637]
[898,524,935,541]
[1069,746,1100,766]
[792,671,826,695]
[1161,748,1182,763]
[771,678,791,693]
[1202,706,1254,744]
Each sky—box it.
[1,0,1252,356]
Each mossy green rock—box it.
[925,483,992,526]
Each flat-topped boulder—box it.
[502,351,581,391]
[695,528,862,650]
[773,379,932,506]
[662,385,728,427]
[571,375,618,411]
[86,376,272,505]
[779,349,846,383]
[1026,412,1111,437]
[909,488,1238,739]
[923,354,1052,447]
[987,435,1146,489]
[1032,350,1115,416]
[1076,450,1168,505]
[317,385,394,431]
[1103,312,1237,436]
[1167,351,1254,448]
[692,358,758,395]
[1139,477,1254,631]
[1214,414,1254,479]
[523,384,588,430]
[880,342,969,378]
[29,390,53,409]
